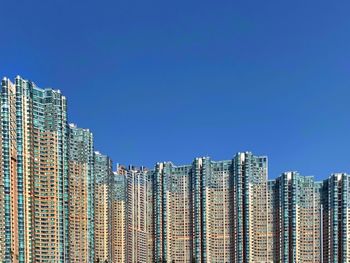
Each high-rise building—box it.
[68,124,94,262]
[0,77,19,262]
[29,78,69,263]
[154,157,234,263]
[267,180,279,262]
[273,172,322,263]
[0,182,3,262]
[154,162,193,263]
[0,120,4,262]
[191,157,235,262]
[191,158,207,263]
[232,152,269,263]
[125,166,154,263]
[109,168,126,263]
[321,173,350,263]
[204,159,233,262]
[0,76,69,263]
[4,75,350,263]
[94,151,112,262]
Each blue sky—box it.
[1,0,350,179]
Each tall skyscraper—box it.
[192,158,207,263]
[0,76,69,263]
[0,124,4,262]
[193,158,234,262]
[3,75,350,263]
[205,159,234,262]
[154,157,234,263]
[232,152,269,263]
[274,172,322,263]
[94,151,112,262]
[125,166,154,263]
[154,162,193,263]
[321,173,350,263]
[109,168,127,263]
[68,124,94,262]
[267,179,279,262]
[0,77,18,262]
[29,78,69,263]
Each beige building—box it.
[126,166,153,263]
[0,76,68,263]
[94,151,112,262]
[154,158,234,263]
[68,124,94,262]
[232,152,269,263]
[205,160,233,262]
[274,172,322,263]
[162,163,193,263]
[109,169,126,263]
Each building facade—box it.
[232,152,269,263]
[102,154,350,263]
[125,166,154,263]
[154,162,193,263]
[0,76,69,263]
[94,151,112,262]
[321,173,350,263]
[109,169,126,263]
[1,77,19,262]
[68,124,94,262]
[3,75,350,263]
[154,157,234,263]
[273,172,322,263]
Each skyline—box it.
[2,0,350,179]
[1,73,347,185]
[2,73,349,181]
[0,75,347,262]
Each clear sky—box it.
[1,0,350,179]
